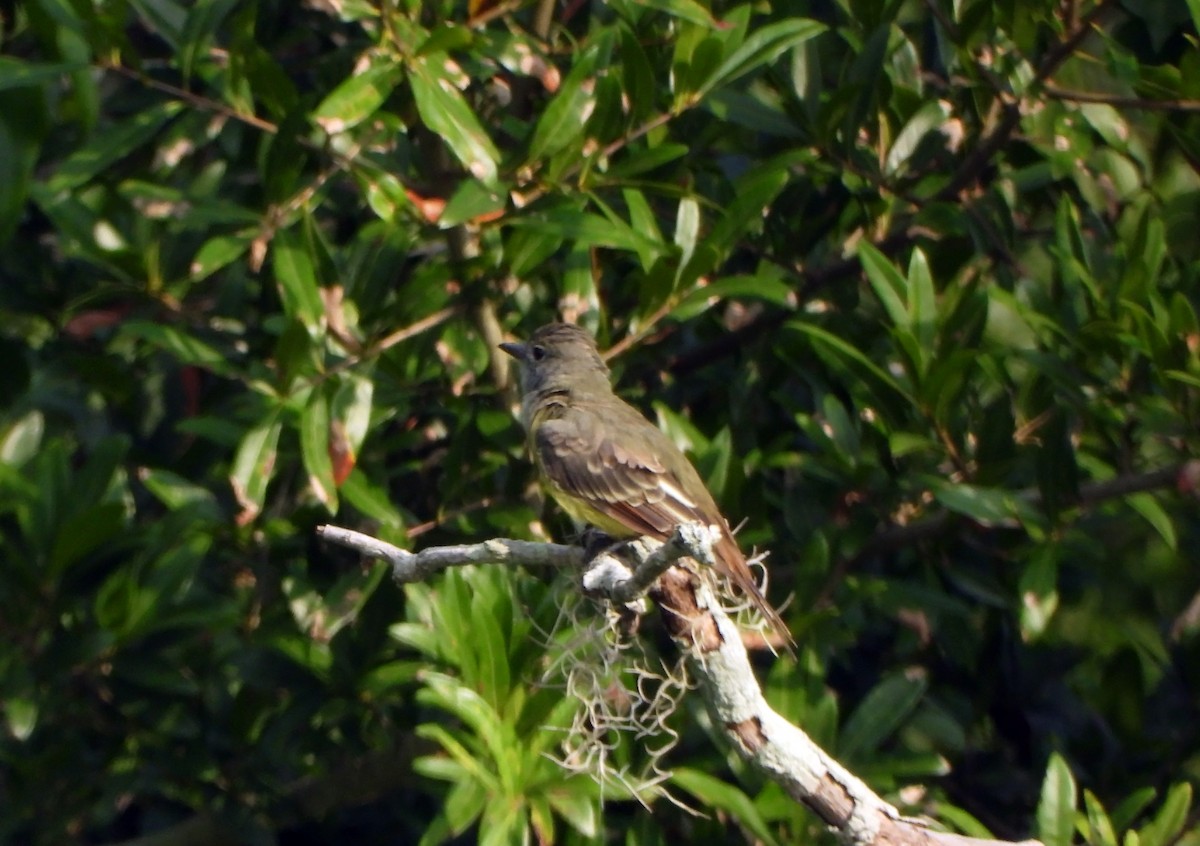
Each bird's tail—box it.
[714,533,796,655]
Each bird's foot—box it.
[579,526,622,563]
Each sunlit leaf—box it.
[632,0,723,28]
[528,52,596,161]
[272,229,327,338]
[312,64,403,134]
[230,411,283,523]
[1037,753,1078,846]
[886,100,950,175]
[1139,783,1191,846]
[410,54,501,187]
[859,241,909,330]
[1084,790,1119,846]
[0,411,44,468]
[300,389,338,512]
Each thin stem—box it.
[100,60,279,135]
[1044,83,1200,112]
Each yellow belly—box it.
[543,483,637,539]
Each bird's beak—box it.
[499,341,526,361]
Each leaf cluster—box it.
[1,0,1199,843]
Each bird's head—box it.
[500,323,611,396]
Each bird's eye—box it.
[530,344,547,361]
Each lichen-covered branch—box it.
[316,525,583,580]
[317,523,1042,846]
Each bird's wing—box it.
[535,401,796,652]
[533,407,715,540]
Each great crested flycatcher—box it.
[500,322,792,647]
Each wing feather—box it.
[535,410,713,540]
[533,400,796,652]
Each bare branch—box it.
[316,525,582,581]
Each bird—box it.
[499,322,792,649]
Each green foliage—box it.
[1,0,1199,843]
[1036,754,1195,846]
[398,567,599,846]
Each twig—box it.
[603,294,679,362]
[100,60,280,135]
[320,520,710,602]
[1043,84,1200,112]
[466,0,529,29]
[532,0,555,39]
[407,494,494,539]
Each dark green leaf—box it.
[51,502,126,574]
[930,481,1029,527]
[0,58,87,91]
[439,179,506,227]
[139,468,222,519]
[675,273,797,314]
[189,231,254,280]
[47,102,181,192]
[178,0,240,81]
[671,768,780,846]
[698,19,825,97]
[838,671,927,761]
[120,320,235,376]
[509,208,664,257]
[786,319,915,404]
[1126,493,1177,551]
[128,0,187,48]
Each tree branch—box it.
[318,523,1043,846]
[316,525,583,580]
